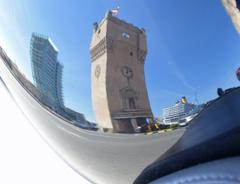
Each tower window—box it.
[237,0,240,10]
[128,97,136,109]
[130,52,133,56]
[98,29,101,34]
[122,32,130,39]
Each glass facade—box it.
[30,33,63,111]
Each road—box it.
[0,58,185,184]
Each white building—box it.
[163,101,196,125]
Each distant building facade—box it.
[30,33,64,111]
[90,12,153,133]
[163,100,196,125]
[63,108,88,127]
[222,0,240,33]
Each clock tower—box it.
[90,11,153,133]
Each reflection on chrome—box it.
[0,7,240,134]
[0,11,206,134]
[1,1,240,183]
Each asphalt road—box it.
[0,58,185,184]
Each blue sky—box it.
[0,0,240,122]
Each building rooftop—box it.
[32,32,59,52]
[97,11,146,34]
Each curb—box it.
[144,128,174,135]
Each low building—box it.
[63,107,87,125]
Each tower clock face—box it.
[121,66,133,79]
[95,65,101,78]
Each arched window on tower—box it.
[120,87,138,110]
[128,97,136,109]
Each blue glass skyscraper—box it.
[30,33,64,111]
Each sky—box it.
[0,0,240,122]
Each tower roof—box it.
[97,11,146,34]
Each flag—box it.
[111,6,120,16]
[181,96,187,104]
